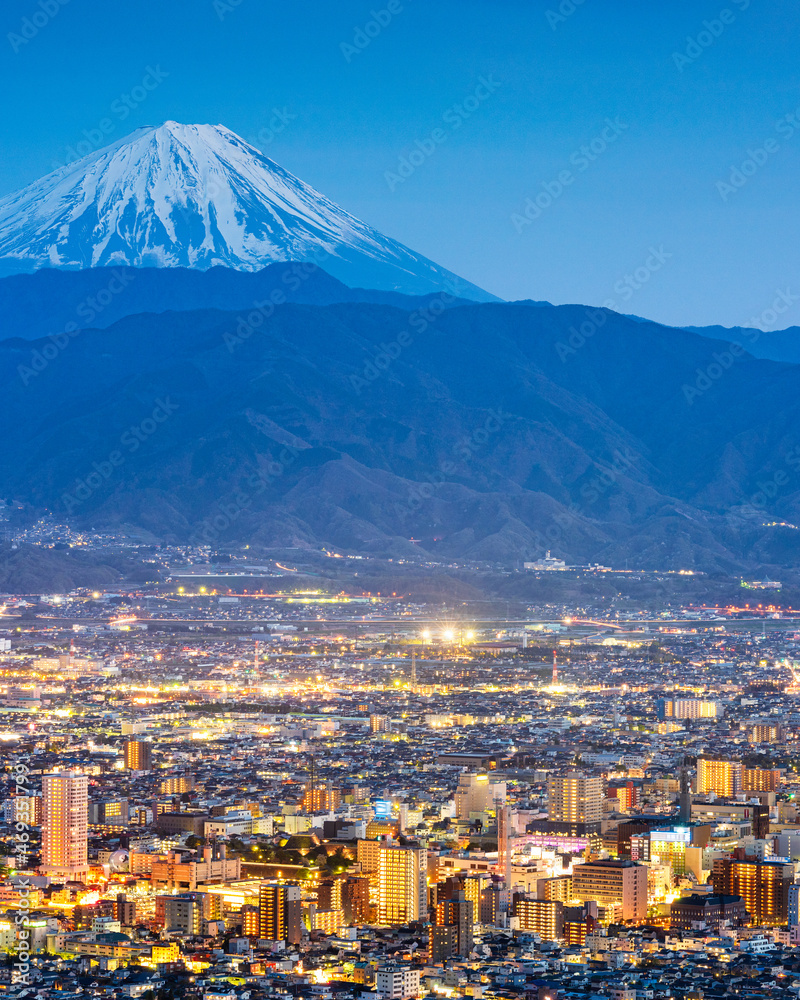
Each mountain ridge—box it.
[3,297,799,573]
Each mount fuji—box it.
[0,121,495,300]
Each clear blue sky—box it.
[1,0,798,327]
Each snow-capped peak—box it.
[0,121,494,299]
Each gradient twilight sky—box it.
[1,0,798,327]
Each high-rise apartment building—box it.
[751,723,782,743]
[742,766,782,792]
[789,883,800,929]
[159,774,195,795]
[547,772,603,825]
[41,771,89,877]
[163,893,202,935]
[571,859,647,922]
[431,891,473,961]
[378,844,427,924]
[342,875,371,924]
[259,882,302,943]
[656,698,719,721]
[124,739,153,772]
[697,759,743,797]
[317,877,343,911]
[710,857,794,925]
[302,785,341,813]
[514,896,564,940]
[4,794,42,827]
[241,904,260,937]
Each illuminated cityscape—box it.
[2,2,799,998]
[0,572,799,997]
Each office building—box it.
[88,798,129,827]
[548,772,603,825]
[697,758,743,797]
[571,859,647,922]
[691,799,769,839]
[259,882,302,944]
[454,772,506,821]
[163,894,202,936]
[378,844,427,924]
[649,827,691,876]
[41,771,89,877]
[150,846,241,891]
[123,739,152,772]
[710,857,794,925]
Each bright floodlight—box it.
[443,629,455,642]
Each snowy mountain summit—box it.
[0,121,494,298]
